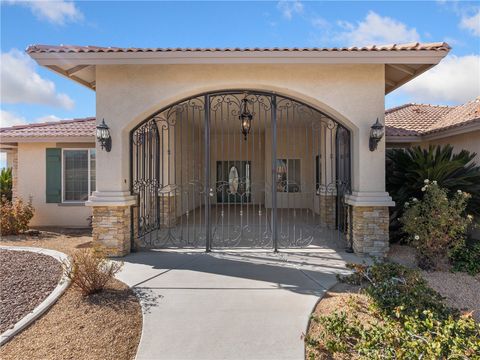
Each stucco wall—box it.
[419,130,480,160]
[16,142,93,227]
[95,63,387,202]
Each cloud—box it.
[336,11,420,46]
[1,49,75,109]
[399,55,480,104]
[6,0,83,25]
[277,0,303,20]
[460,10,480,36]
[0,110,63,128]
[0,110,27,127]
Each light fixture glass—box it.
[369,118,384,151]
[96,118,112,152]
[239,97,253,140]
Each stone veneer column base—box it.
[92,206,131,257]
[351,206,389,256]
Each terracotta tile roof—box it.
[0,117,95,139]
[26,42,451,54]
[385,97,480,137]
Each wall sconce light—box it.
[369,118,384,151]
[96,118,112,152]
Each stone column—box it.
[345,192,394,257]
[86,191,137,257]
[9,148,18,201]
[351,205,389,256]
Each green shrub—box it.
[0,196,34,235]
[386,145,480,242]
[400,181,473,270]
[308,263,480,359]
[311,309,480,359]
[450,240,480,275]
[340,262,452,318]
[0,167,12,201]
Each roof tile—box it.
[0,117,95,139]
[26,42,451,54]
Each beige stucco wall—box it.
[95,63,387,203]
[16,142,93,227]
[419,130,480,161]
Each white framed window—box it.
[276,159,301,193]
[62,149,96,202]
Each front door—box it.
[216,161,251,204]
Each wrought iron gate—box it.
[131,91,351,250]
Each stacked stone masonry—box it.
[11,149,18,201]
[92,206,131,256]
[351,206,389,256]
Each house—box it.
[1,42,451,256]
[0,118,96,227]
[386,97,480,158]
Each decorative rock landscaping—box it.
[0,249,62,334]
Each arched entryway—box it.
[130,91,351,251]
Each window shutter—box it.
[46,148,62,203]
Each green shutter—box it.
[46,148,62,203]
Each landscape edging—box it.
[0,245,71,346]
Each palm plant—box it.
[386,145,480,240]
[0,167,12,201]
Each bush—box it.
[311,309,479,359]
[450,240,480,275]
[0,167,12,201]
[0,196,34,235]
[308,263,480,359]
[386,145,480,242]
[64,246,123,296]
[400,181,473,270]
[340,262,451,318]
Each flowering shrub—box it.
[0,196,34,236]
[401,180,473,270]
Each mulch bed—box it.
[0,250,62,334]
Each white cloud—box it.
[1,49,74,109]
[0,110,63,128]
[36,114,61,123]
[277,0,303,20]
[6,0,83,25]
[399,55,480,104]
[0,110,27,127]
[460,10,480,37]
[336,11,420,46]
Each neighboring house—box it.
[385,97,480,159]
[0,118,96,227]
[1,42,451,256]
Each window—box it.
[276,159,300,192]
[63,149,96,202]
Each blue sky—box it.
[0,0,479,129]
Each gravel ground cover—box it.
[0,278,142,360]
[388,243,480,321]
[0,250,62,334]
[0,229,143,360]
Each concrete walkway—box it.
[116,249,362,360]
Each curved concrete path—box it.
[116,249,362,360]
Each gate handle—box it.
[209,188,215,197]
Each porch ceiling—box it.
[26,42,450,94]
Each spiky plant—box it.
[386,145,480,240]
[0,167,12,201]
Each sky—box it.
[0,1,479,131]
